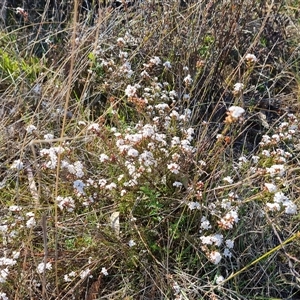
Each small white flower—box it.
[0,268,9,283]
[87,123,101,132]
[266,202,280,211]
[101,267,108,276]
[215,275,225,285]
[200,235,213,245]
[264,183,277,193]
[173,181,183,188]
[167,163,180,174]
[125,85,137,97]
[26,217,36,228]
[209,251,222,264]
[223,247,232,258]
[73,180,85,194]
[282,201,297,214]
[223,176,233,184]
[106,182,117,190]
[10,159,23,170]
[150,56,161,66]
[117,37,126,46]
[183,74,193,86]
[163,61,171,68]
[37,262,52,274]
[245,53,258,63]
[225,239,234,249]
[233,83,244,93]
[56,196,75,212]
[80,268,90,279]
[128,239,136,247]
[0,258,17,266]
[262,150,270,157]
[266,165,285,177]
[0,292,8,300]
[200,216,212,230]
[26,124,37,134]
[44,133,54,140]
[228,106,245,119]
[9,205,22,212]
[64,271,76,282]
[211,234,223,246]
[78,121,86,126]
[127,148,139,157]
[16,7,25,14]
[187,201,201,210]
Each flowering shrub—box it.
[0,1,299,299]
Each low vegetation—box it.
[0,0,299,299]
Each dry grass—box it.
[0,0,299,299]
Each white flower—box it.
[233,83,244,93]
[101,267,108,276]
[10,159,23,170]
[127,148,139,157]
[78,121,86,126]
[26,217,36,228]
[44,133,54,140]
[187,201,201,210]
[266,202,280,211]
[0,225,8,233]
[173,181,183,188]
[0,258,17,267]
[274,191,288,203]
[183,74,193,86]
[141,70,150,78]
[80,268,90,279]
[264,183,277,193]
[282,200,297,214]
[223,248,232,258]
[37,262,52,274]
[9,205,22,212]
[106,182,117,190]
[225,239,234,249]
[73,180,85,194]
[125,85,137,97]
[169,90,177,98]
[0,268,9,283]
[245,53,258,63]
[183,93,190,100]
[0,292,8,300]
[223,176,233,184]
[56,196,75,212]
[26,124,37,134]
[215,275,225,285]
[150,56,161,65]
[167,163,180,174]
[228,106,245,119]
[211,234,223,246]
[163,61,171,68]
[99,153,109,162]
[262,150,270,157]
[200,216,212,230]
[117,37,126,46]
[119,51,128,59]
[209,251,222,264]
[87,123,101,132]
[252,155,260,163]
[266,165,285,177]
[64,271,76,282]
[200,235,213,245]
[16,7,25,14]
[128,239,136,247]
